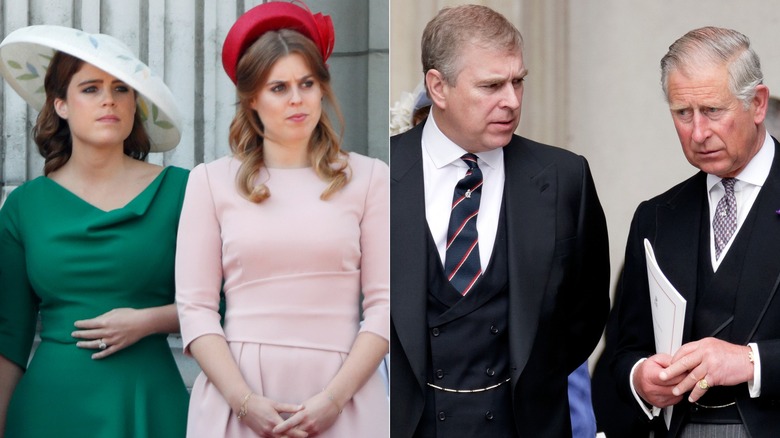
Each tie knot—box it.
[722,178,736,193]
[461,153,479,169]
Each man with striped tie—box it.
[389,5,611,437]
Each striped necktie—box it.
[444,153,483,295]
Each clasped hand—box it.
[242,391,341,438]
[634,337,754,407]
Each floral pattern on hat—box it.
[0,25,181,152]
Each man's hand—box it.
[634,353,685,408]
[659,337,753,403]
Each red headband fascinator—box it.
[222,1,335,84]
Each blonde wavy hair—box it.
[229,29,348,203]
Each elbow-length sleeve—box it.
[175,163,225,354]
[0,188,39,368]
[357,158,390,341]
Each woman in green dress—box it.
[0,25,188,437]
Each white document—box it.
[644,238,687,429]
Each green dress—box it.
[0,166,189,438]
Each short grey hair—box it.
[660,26,763,108]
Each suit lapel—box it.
[732,140,780,343]
[652,173,706,342]
[390,124,429,390]
[503,140,558,383]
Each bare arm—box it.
[0,355,23,438]
[273,332,388,436]
[323,332,389,408]
[189,334,305,438]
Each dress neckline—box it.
[42,167,170,213]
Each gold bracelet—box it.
[236,392,253,421]
[323,389,343,414]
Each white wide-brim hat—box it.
[0,25,181,152]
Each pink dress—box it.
[176,153,389,437]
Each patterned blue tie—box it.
[444,153,483,295]
[713,177,737,260]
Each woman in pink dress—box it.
[175,2,389,437]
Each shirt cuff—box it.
[748,343,761,398]
[630,358,661,419]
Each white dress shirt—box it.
[421,112,505,271]
[707,132,774,270]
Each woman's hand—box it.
[272,391,342,437]
[240,394,307,438]
[72,308,151,359]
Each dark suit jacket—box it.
[592,266,654,437]
[390,123,611,437]
[613,138,780,438]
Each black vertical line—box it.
[139,0,149,64]
[193,0,204,164]
[25,2,33,178]
[99,0,106,34]
[73,0,81,30]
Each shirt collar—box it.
[421,111,504,170]
[706,130,775,192]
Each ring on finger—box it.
[98,339,107,350]
[698,378,710,390]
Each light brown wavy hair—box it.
[229,29,348,203]
[33,51,151,175]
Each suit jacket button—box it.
[435,369,444,379]
[486,367,495,377]
[438,411,446,421]
[490,325,499,334]
[485,411,494,420]
[431,327,440,337]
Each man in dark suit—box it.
[389,5,610,437]
[613,27,780,438]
